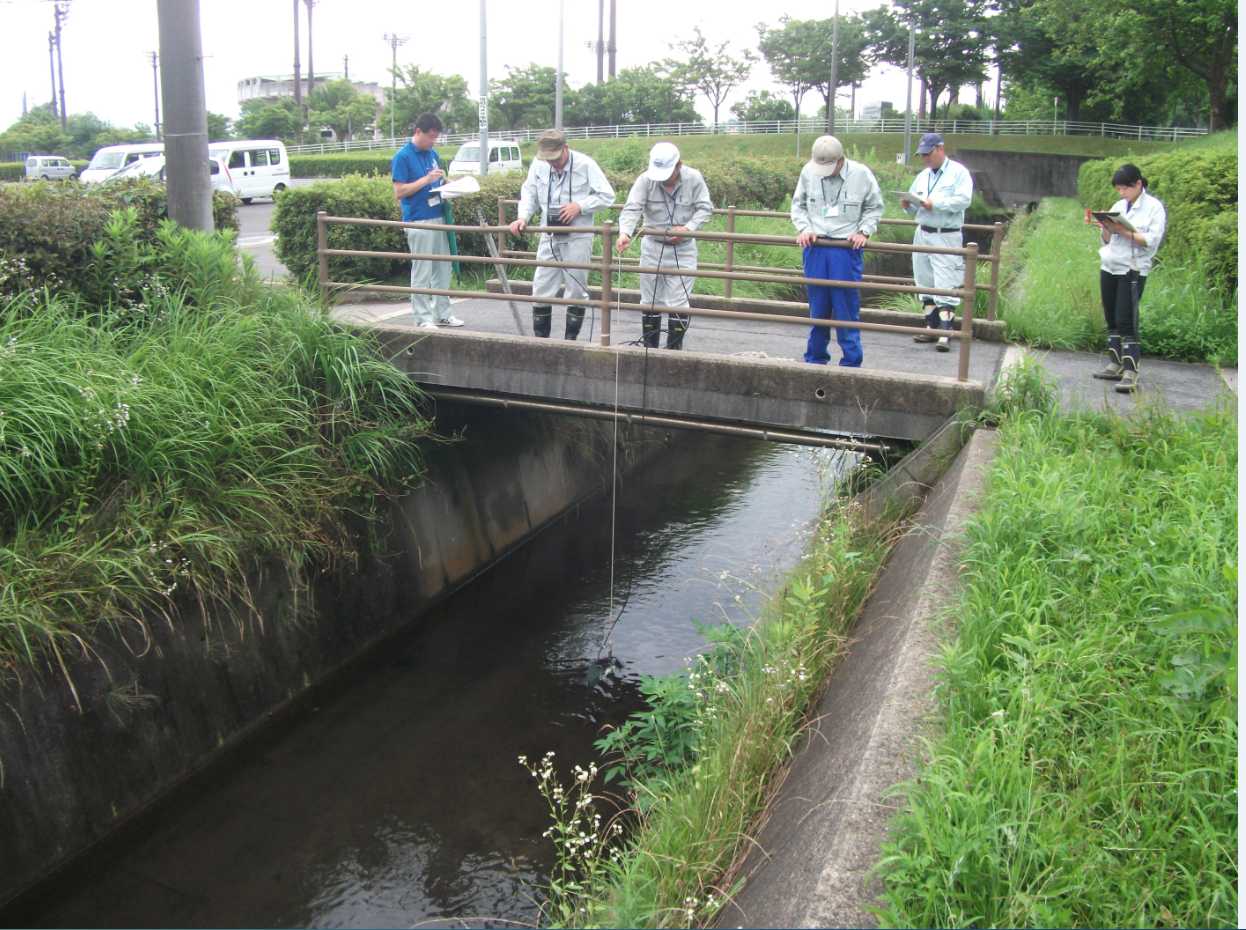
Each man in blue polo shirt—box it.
[392,113,463,329]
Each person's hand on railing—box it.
[847,232,869,250]
[508,219,527,236]
[796,230,817,247]
[663,225,690,244]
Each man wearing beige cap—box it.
[509,129,615,340]
[615,142,713,350]
[790,135,883,366]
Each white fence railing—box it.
[285,116,1209,156]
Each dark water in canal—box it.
[31,431,854,929]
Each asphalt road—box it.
[233,178,319,281]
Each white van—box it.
[449,139,523,175]
[24,155,76,181]
[103,154,242,197]
[81,143,165,184]
[208,139,291,203]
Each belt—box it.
[920,225,961,234]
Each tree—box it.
[489,64,558,130]
[380,66,475,135]
[802,16,871,128]
[730,90,796,122]
[757,17,820,119]
[864,0,992,117]
[309,79,377,142]
[565,66,700,126]
[206,112,233,141]
[0,107,69,156]
[236,97,301,141]
[664,28,756,128]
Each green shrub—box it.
[1077,141,1238,291]
[0,179,238,298]
[288,153,394,178]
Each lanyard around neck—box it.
[546,153,574,214]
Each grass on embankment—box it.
[0,226,431,686]
[527,472,900,928]
[998,198,1237,364]
[874,366,1237,927]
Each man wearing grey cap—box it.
[900,133,974,351]
[509,129,615,340]
[615,142,713,350]
[790,135,883,367]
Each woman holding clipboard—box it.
[1089,164,1167,393]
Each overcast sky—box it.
[0,0,976,132]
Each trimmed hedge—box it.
[1077,141,1238,291]
[0,179,239,297]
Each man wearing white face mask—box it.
[615,142,713,350]
[509,129,615,340]
[790,135,883,366]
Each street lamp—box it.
[383,32,409,142]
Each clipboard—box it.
[1090,211,1136,232]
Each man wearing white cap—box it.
[615,142,713,350]
[790,135,884,366]
[509,129,615,340]
[900,132,974,351]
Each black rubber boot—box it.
[532,305,552,338]
[564,306,586,340]
[641,313,661,349]
[1115,342,1140,393]
[666,314,689,350]
[913,302,938,343]
[1093,334,1123,380]
[935,307,955,353]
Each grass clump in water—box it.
[0,217,432,688]
[873,395,1237,927]
[529,483,900,927]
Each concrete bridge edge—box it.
[715,425,1003,927]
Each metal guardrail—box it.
[315,211,982,382]
[497,198,1004,322]
[286,116,1208,156]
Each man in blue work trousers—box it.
[790,135,883,366]
[391,112,464,330]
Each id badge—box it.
[428,193,442,207]
[823,204,840,218]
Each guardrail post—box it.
[958,242,978,382]
[496,200,507,260]
[599,221,614,347]
[987,221,1003,321]
[724,205,736,301]
[316,210,330,305]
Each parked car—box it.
[80,143,165,184]
[103,154,241,198]
[448,139,524,175]
[24,155,76,181]
[207,139,290,203]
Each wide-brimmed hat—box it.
[916,132,944,155]
[807,135,844,177]
[645,142,680,182]
[535,129,568,161]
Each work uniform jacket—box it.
[516,150,615,241]
[1098,189,1166,276]
[904,157,974,231]
[618,166,714,307]
[790,159,884,240]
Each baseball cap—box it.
[916,132,944,155]
[535,129,567,161]
[807,135,844,177]
[645,142,680,182]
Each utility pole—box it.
[151,52,162,140]
[384,33,408,142]
[902,21,915,165]
[554,0,564,129]
[53,2,68,129]
[608,0,616,80]
[595,0,604,84]
[48,32,58,119]
[157,0,213,231]
[343,54,349,81]
[479,0,488,176]
[304,0,315,108]
[293,0,302,137]
[828,0,840,134]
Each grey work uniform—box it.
[618,166,714,309]
[515,151,615,324]
[904,157,974,308]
